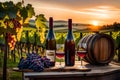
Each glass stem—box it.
[81,57,83,67]
[60,59,61,66]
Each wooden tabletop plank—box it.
[23,61,120,77]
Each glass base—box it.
[79,66,85,69]
[77,66,91,72]
[56,65,64,69]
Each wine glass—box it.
[77,43,87,69]
[56,44,65,68]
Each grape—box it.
[5,19,22,51]
[7,33,16,50]
[18,52,51,72]
[18,57,25,70]
[42,56,51,68]
[12,19,22,30]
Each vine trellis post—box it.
[3,33,8,80]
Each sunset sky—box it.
[1,0,120,26]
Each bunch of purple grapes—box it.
[18,52,51,72]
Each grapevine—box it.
[3,19,22,50]
[35,14,47,45]
[0,1,35,80]
[0,1,35,50]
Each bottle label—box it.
[46,50,55,62]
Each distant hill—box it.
[28,19,93,32]
[28,19,120,33]
[29,19,91,28]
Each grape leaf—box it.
[0,2,6,19]
[35,14,47,31]
[3,1,14,8]
[7,7,18,19]
[0,20,7,28]
[16,2,22,9]
[19,4,35,23]
[35,14,47,44]
[20,7,28,23]
[0,27,5,35]
[0,1,18,19]
[26,4,35,18]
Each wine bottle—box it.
[65,19,75,66]
[46,17,56,67]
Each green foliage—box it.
[0,35,4,44]
[20,31,41,45]
[19,4,35,23]
[20,31,26,43]
[8,72,22,80]
[0,1,35,50]
[26,4,35,18]
[74,33,80,45]
[0,27,5,35]
[0,3,6,19]
[0,1,35,34]
[7,4,18,19]
[100,22,120,31]
[56,33,66,44]
[115,32,120,49]
[0,1,17,19]
[35,14,47,44]
[16,2,22,9]
[0,52,22,80]
[35,14,47,30]
[20,7,28,22]
[29,31,35,43]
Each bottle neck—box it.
[47,17,54,39]
[66,19,73,39]
[68,19,72,30]
[68,28,73,37]
[68,29,72,34]
[49,28,53,31]
[49,17,53,30]
[68,19,72,32]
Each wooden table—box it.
[23,61,120,80]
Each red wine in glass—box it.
[77,50,87,69]
[77,43,87,69]
[56,52,64,59]
[77,50,87,58]
[76,43,91,71]
[56,51,64,68]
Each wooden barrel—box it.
[78,33,115,65]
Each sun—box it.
[92,21,99,26]
[89,20,100,31]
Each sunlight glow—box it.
[89,20,100,31]
[92,21,99,26]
